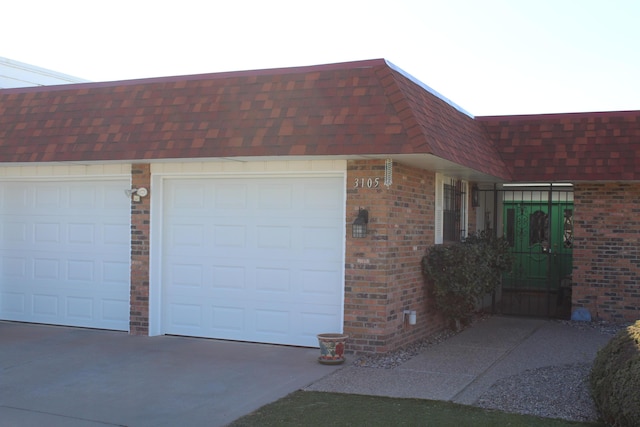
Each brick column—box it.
[573,182,640,322]
[130,163,151,335]
[344,160,445,354]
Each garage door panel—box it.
[303,184,344,210]
[1,256,27,278]
[33,294,58,316]
[299,308,342,336]
[66,296,93,320]
[68,259,95,281]
[211,305,245,332]
[256,184,293,210]
[102,298,129,321]
[256,225,291,249]
[301,225,343,250]
[215,183,248,209]
[170,302,203,328]
[68,223,96,245]
[255,309,290,339]
[2,186,29,209]
[171,183,208,209]
[2,221,28,242]
[214,224,247,247]
[102,223,130,247]
[34,186,62,209]
[34,257,60,279]
[102,260,130,285]
[169,263,205,288]
[2,218,128,252]
[254,267,290,293]
[0,179,130,330]
[170,223,206,247]
[162,175,344,346]
[211,265,246,289]
[300,268,342,296]
[0,292,24,314]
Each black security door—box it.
[499,185,573,318]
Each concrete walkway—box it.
[1,317,614,426]
[306,316,612,405]
[0,322,341,427]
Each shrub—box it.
[590,320,640,427]
[422,232,512,327]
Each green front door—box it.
[502,195,573,317]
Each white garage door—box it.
[162,175,344,347]
[0,179,131,331]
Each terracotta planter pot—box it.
[317,333,348,365]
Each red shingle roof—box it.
[2,59,638,183]
[0,59,508,179]
[479,111,640,182]
[385,66,507,179]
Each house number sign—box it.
[354,177,381,188]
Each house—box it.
[0,59,637,354]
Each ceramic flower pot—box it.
[317,333,348,365]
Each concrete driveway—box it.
[0,321,341,427]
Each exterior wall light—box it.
[471,185,480,207]
[124,187,148,202]
[352,208,369,238]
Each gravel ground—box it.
[350,317,631,423]
[476,320,630,423]
[351,328,459,369]
[475,362,597,422]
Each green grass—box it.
[229,391,604,427]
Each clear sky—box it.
[3,0,639,116]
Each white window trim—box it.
[435,173,444,244]
[434,173,468,244]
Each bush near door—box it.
[590,320,640,427]
[422,232,512,328]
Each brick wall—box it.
[129,163,151,334]
[572,182,640,321]
[344,159,447,353]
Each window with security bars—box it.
[443,179,466,242]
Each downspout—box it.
[546,183,553,317]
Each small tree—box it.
[422,232,512,328]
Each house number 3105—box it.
[354,177,380,188]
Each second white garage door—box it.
[161,175,344,347]
[0,179,131,331]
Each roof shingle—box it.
[479,111,640,182]
[2,59,638,183]
[0,59,508,179]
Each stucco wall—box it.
[344,159,447,353]
[572,182,640,321]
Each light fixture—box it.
[124,187,148,202]
[471,185,480,207]
[352,208,369,238]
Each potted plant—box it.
[317,333,348,364]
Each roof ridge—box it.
[372,63,428,152]
[0,59,388,95]
[478,110,640,122]
[384,60,473,118]
[383,64,511,180]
